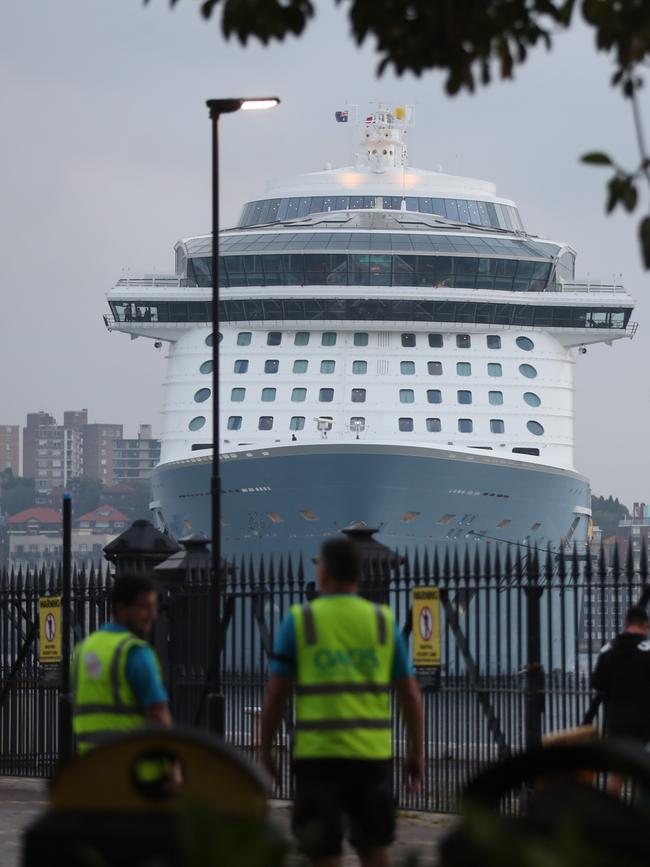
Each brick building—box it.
[0,426,19,474]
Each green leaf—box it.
[581,152,613,166]
[639,216,650,269]
[622,180,638,212]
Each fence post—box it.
[58,492,73,763]
[524,548,544,751]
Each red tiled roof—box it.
[76,504,129,523]
[7,507,62,525]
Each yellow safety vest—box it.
[292,595,394,759]
[72,629,150,754]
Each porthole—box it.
[199,360,213,375]
[527,420,545,436]
[516,336,535,351]
[188,416,205,432]
[205,333,222,347]
[194,388,211,403]
[524,392,541,407]
[519,364,537,379]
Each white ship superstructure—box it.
[105,106,636,558]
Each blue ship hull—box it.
[151,444,590,562]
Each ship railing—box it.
[549,280,628,294]
[115,275,183,287]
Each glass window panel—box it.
[456,334,471,348]
[194,388,211,403]
[428,362,443,375]
[354,332,369,346]
[200,360,213,375]
[486,335,501,349]
[426,418,441,432]
[352,360,367,374]
[320,360,336,374]
[488,363,502,377]
[467,201,480,224]
[264,359,279,373]
[401,361,415,375]
[445,199,460,221]
[237,332,252,345]
[267,331,282,346]
[350,416,366,431]
[231,388,246,402]
[292,388,307,402]
[322,332,337,346]
[258,416,274,430]
[399,418,414,432]
[490,419,505,434]
[351,388,366,403]
[431,198,446,216]
[295,331,310,345]
[293,359,308,374]
[488,391,503,405]
[519,364,538,379]
[524,392,541,407]
[234,360,249,374]
[428,333,443,348]
[456,200,470,223]
[401,333,416,347]
[319,388,334,402]
[205,334,214,347]
[261,388,276,402]
[456,362,471,376]
[400,389,415,404]
[516,336,535,351]
[290,416,305,431]
[427,389,442,404]
[457,390,472,404]
[188,416,206,431]
[458,418,473,433]
[527,420,545,436]
[227,416,242,431]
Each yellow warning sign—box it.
[412,587,441,668]
[39,596,62,663]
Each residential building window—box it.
[456,362,471,376]
[516,336,535,351]
[267,331,282,346]
[490,419,505,433]
[320,360,336,374]
[227,416,242,430]
[488,363,502,377]
[189,416,205,431]
[231,388,246,402]
[458,418,473,433]
[487,335,501,349]
[292,388,307,402]
[234,359,249,373]
[427,389,442,404]
[237,332,252,346]
[352,360,367,374]
[319,388,334,402]
[322,332,337,346]
[290,416,305,430]
[399,418,414,431]
[354,332,369,346]
[456,334,471,348]
[258,416,274,430]
[264,359,279,373]
[351,388,366,403]
[519,364,538,379]
[527,420,545,436]
[457,390,472,405]
[261,388,276,402]
[194,388,211,403]
[399,389,415,404]
[401,333,416,347]
[401,361,415,375]
[426,418,442,432]
[488,391,503,405]
[428,334,443,348]
[293,359,308,373]
[524,392,541,407]
[428,362,443,375]
[295,331,310,345]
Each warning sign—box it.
[412,587,441,668]
[39,596,62,663]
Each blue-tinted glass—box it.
[524,392,541,407]
[426,418,441,432]
[516,336,535,351]
[457,362,471,376]
[227,416,242,431]
[264,360,279,373]
[456,334,471,348]
[487,335,501,349]
[321,360,336,374]
[351,388,366,403]
[488,363,502,377]
[400,389,415,404]
[261,388,276,402]
[290,416,305,431]
[267,331,282,345]
[293,360,308,373]
[188,416,205,431]
[322,332,337,346]
[489,391,503,405]
[527,420,544,436]
[194,388,211,403]
[295,331,310,345]
[490,419,505,433]
[519,364,537,379]
[401,361,415,375]
[458,419,473,433]
[429,333,443,348]
[234,360,249,374]
[431,198,446,216]
[457,390,472,404]
[350,417,366,431]
[237,332,252,345]
[445,199,460,221]
[231,388,245,402]
[427,390,442,404]
[200,360,213,375]
[258,416,274,430]
[354,332,369,346]
[292,388,306,402]
[399,418,414,432]
[457,200,470,223]
[401,333,416,347]
[352,360,367,374]
[467,201,480,224]
[428,362,443,375]
[319,388,334,402]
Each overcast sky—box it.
[0,1,647,505]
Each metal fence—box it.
[0,542,647,813]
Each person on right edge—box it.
[592,604,650,795]
[260,536,424,867]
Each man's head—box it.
[111,574,158,638]
[624,605,649,637]
[317,537,361,594]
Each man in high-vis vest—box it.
[261,537,423,867]
[73,574,171,754]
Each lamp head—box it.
[207,97,280,119]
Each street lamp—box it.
[206,97,280,737]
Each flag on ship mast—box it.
[334,110,348,123]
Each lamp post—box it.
[206,97,280,737]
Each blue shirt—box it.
[100,624,168,708]
[270,597,413,680]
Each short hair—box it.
[111,573,157,613]
[625,605,649,628]
[320,537,361,583]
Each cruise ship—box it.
[104,106,636,562]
